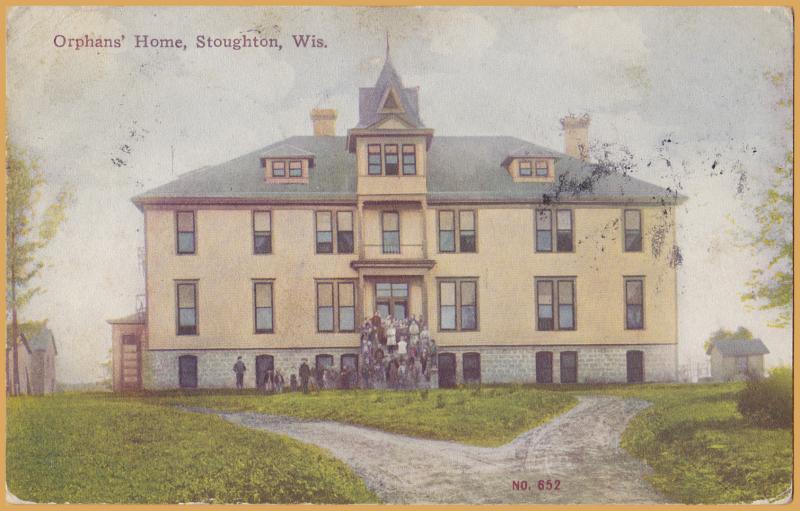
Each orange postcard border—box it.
[0,2,796,511]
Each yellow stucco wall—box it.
[355,136,427,196]
[145,202,677,350]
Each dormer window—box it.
[368,144,382,175]
[535,160,549,176]
[520,160,532,177]
[260,144,314,184]
[402,145,416,175]
[365,143,418,177]
[503,156,556,182]
[385,145,399,175]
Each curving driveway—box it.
[187,396,668,504]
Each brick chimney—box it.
[310,108,337,136]
[560,114,591,161]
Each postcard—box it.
[5,5,793,505]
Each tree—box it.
[740,152,792,328]
[6,143,72,395]
[739,71,792,328]
[704,326,754,353]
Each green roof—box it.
[134,135,679,206]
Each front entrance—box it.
[121,334,142,391]
[375,282,409,320]
[536,352,553,383]
[255,355,274,389]
[438,353,456,388]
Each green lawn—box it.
[144,386,578,447]
[563,383,793,504]
[7,384,792,505]
[6,393,377,504]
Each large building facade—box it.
[118,54,681,389]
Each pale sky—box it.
[7,6,793,383]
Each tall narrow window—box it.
[535,160,549,177]
[625,278,644,329]
[253,211,272,254]
[460,280,478,330]
[317,282,334,332]
[624,209,643,252]
[560,351,578,383]
[336,211,354,254]
[288,160,303,177]
[176,282,197,335]
[272,160,286,177]
[558,280,575,330]
[519,160,532,177]
[439,281,457,331]
[438,210,455,252]
[368,144,382,175]
[382,212,400,254]
[459,210,476,252]
[536,280,554,331]
[176,211,195,254]
[254,281,274,333]
[402,144,416,175]
[384,144,399,175]
[535,210,552,252]
[338,282,355,332]
[316,211,333,254]
[556,210,573,252]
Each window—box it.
[289,160,303,177]
[176,282,197,335]
[459,211,476,252]
[254,281,274,333]
[368,144,382,175]
[178,355,198,388]
[560,351,578,383]
[438,211,455,252]
[438,279,478,331]
[176,211,195,254]
[317,282,334,332]
[438,210,476,253]
[272,160,286,177]
[317,280,357,333]
[536,278,576,331]
[402,144,416,175]
[519,160,532,177]
[385,144,399,175]
[253,211,272,254]
[624,209,643,252]
[556,210,573,252]
[463,353,481,383]
[536,352,553,383]
[341,353,358,372]
[382,212,400,254]
[536,209,573,252]
[338,282,355,332]
[316,354,334,373]
[535,210,552,252]
[535,160,549,176]
[626,350,644,383]
[625,278,644,329]
[336,211,354,254]
[315,211,333,254]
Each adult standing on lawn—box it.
[233,356,247,390]
[299,359,311,394]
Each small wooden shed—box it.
[108,312,146,392]
[706,338,769,381]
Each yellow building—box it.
[115,53,682,389]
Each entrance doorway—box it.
[255,355,274,389]
[375,282,409,320]
[121,334,141,391]
[438,353,456,388]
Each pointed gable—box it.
[356,56,424,129]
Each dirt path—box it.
[185,396,668,504]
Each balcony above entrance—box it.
[351,258,436,277]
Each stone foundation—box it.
[143,344,677,389]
